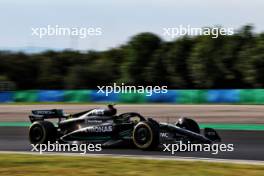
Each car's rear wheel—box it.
[132,121,159,150]
[29,121,56,144]
[176,117,200,134]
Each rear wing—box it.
[29,109,68,123]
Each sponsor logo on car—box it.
[86,120,103,123]
[86,125,113,132]
[160,132,169,138]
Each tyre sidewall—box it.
[29,121,56,144]
[132,121,159,150]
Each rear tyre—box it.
[176,117,200,134]
[29,121,56,144]
[132,121,159,150]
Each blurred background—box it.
[0,0,263,103]
[0,26,263,90]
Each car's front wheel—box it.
[132,121,159,150]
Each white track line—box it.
[1,151,264,165]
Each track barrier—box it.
[0,89,263,103]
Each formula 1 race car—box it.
[28,105,221,150]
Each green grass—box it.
[0,153,264,176]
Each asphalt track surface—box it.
[0,127,263,161]
[0,104,264,161]
[2,104,264,123]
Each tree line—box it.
[0,25,263,90]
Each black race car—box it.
[28,105,221,150]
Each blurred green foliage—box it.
[0,25,263,89]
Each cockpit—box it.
[84,104,117,117]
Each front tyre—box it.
[29,121,56,144]
[132,121,159,150]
